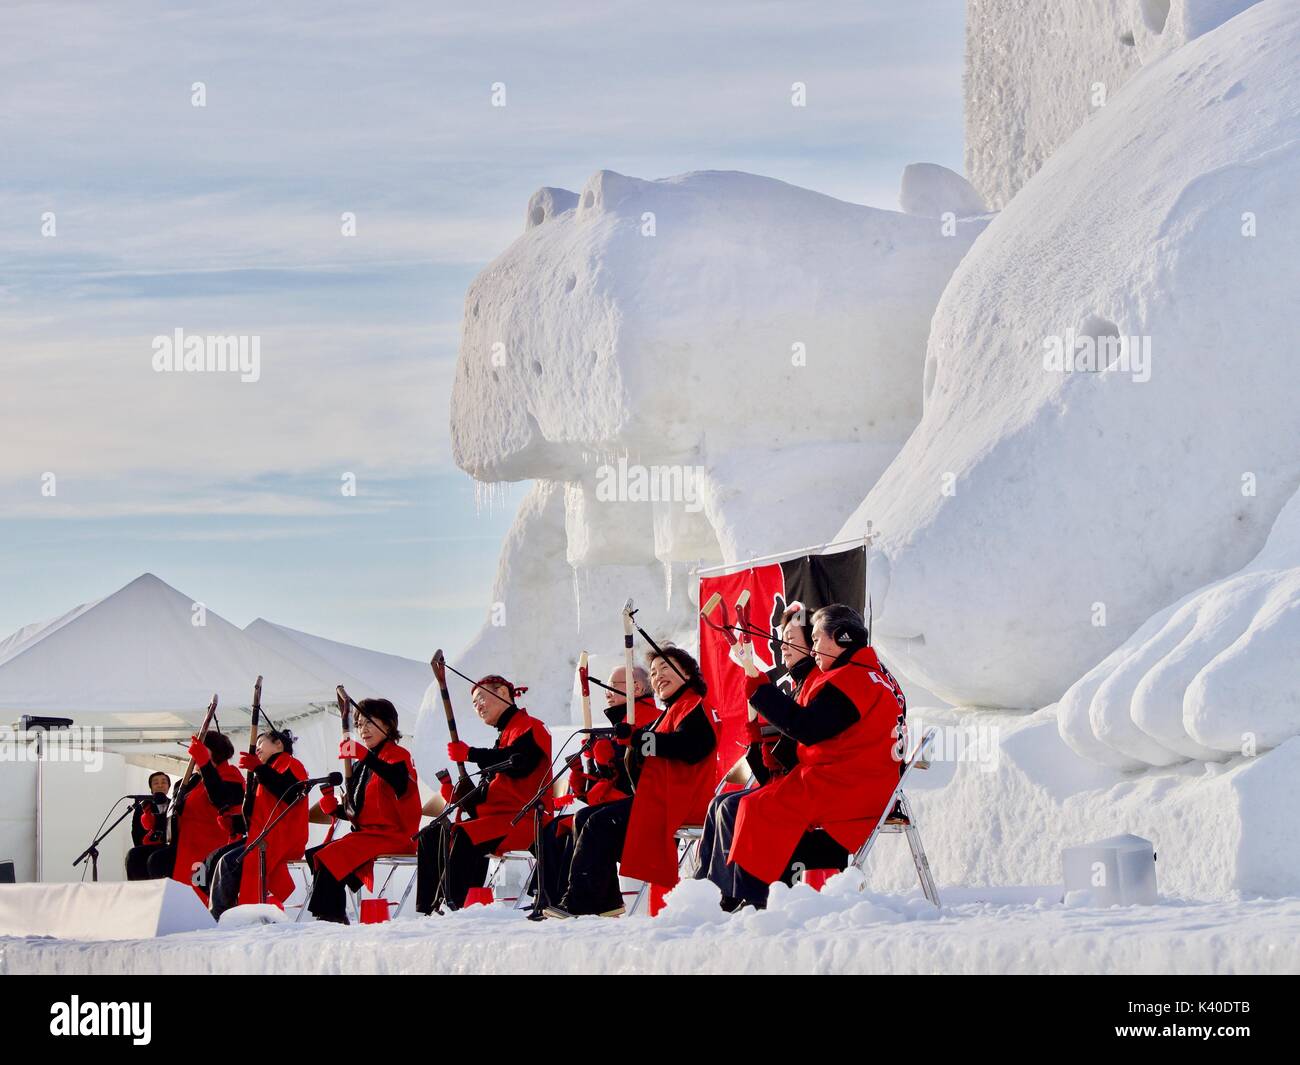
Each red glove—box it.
[587,780,618,806]
[761,742,783,771]
[591,739,616,766]
[447,740,471,763]
[745,720,763,745]
[339,738,368,761]
[439,775,454,802]
[745,672,769,699]
[140,808,156,831]
[187,735,210,766]
[553,793,575,811]
[238,750,262,771]
[318,784,339,816]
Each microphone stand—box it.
[72,798,143,882]
[419,768,495,914]
[242,783,318,905]
[509,766,563,922]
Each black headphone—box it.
[831,620,868,647]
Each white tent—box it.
[243,617,431,720]
[0,573,430,884]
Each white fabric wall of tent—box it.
[0,573,434,884]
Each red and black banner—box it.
[698,546,866,779]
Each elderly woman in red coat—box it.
[306,698,422,923]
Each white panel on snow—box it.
[0,879,215,939]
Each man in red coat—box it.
[722,603,907,910]
[546,645,718,918]
[306,698,422,923]
[693,607,854,909]
[414,675,552,913]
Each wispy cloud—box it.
[0,0,965,656]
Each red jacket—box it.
[170,762,243,898]
[730,645,904,883]
[316,740,421,889]
[238,753,309,907]
[620,687,720,887]
[458,707,553,853]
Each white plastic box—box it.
[1061,833,1158,906]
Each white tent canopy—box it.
[0,573,432,883]
[0,573,332,725]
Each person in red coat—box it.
[532,664,655,907]
[722,603,907,910]
[208,728,310,918]
[546,645,718,918]
[165,733,244,901]
[414,675,552,913]
[694,607,864,909]
[305,698,422,923]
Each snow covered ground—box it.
[4,876,1296,975]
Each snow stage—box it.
[5,879,1298,976]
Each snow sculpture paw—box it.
[1059,489,1300,769]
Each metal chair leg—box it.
[898,793,941,907]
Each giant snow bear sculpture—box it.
[837,1,1300,729]
[442,169,986,718]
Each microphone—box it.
[293,772,345,791]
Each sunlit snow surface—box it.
[4,876,1297,975]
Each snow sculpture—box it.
[1059,488,1300,768]
[447,169,986,717]
[839,0,1300,718]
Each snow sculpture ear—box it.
[525,187,579,231]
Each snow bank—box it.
[6,885,1297,975]
[843,0,1300,711]
[1060,488,1300,768]
[869,706,1300,898]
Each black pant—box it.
[304,842,363,923]
[125,844,166,881]
[529,813,583,908]
[207,840,248,919]
[415,821,502,913]
[558,797,633,915]
[693,788,850,908]
[144,844,176,880]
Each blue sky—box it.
[0,0,965,659]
